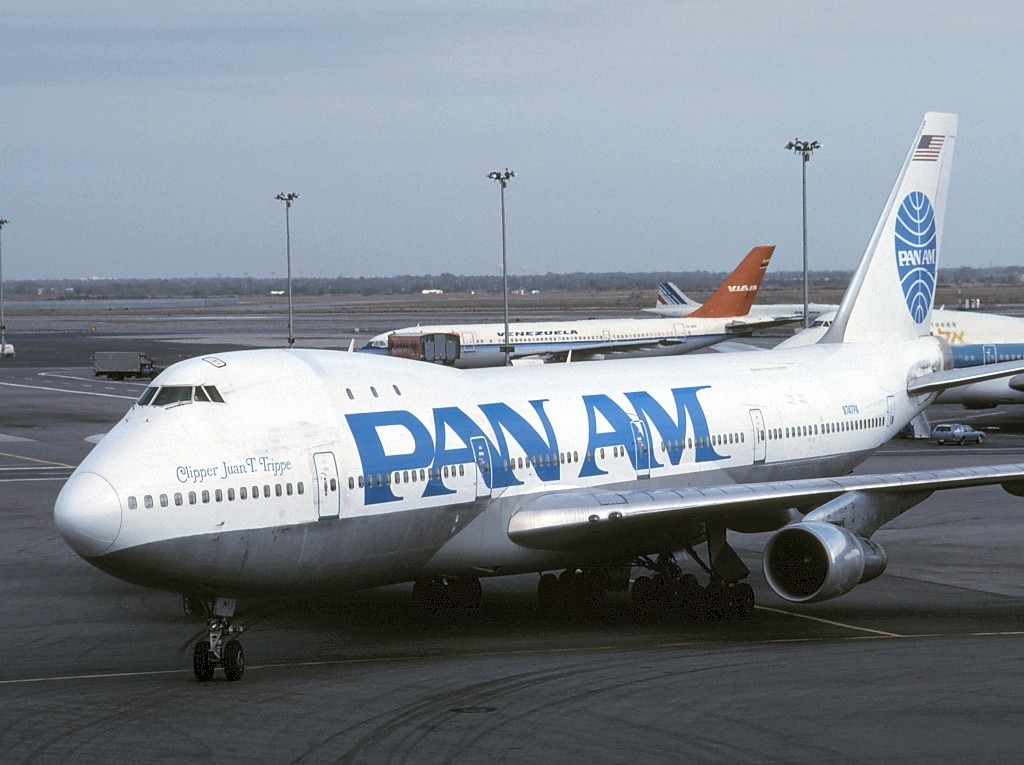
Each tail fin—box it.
[823,112,957,344]
[687,245,776,318]
[656,282,701,311]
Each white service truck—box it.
[93,351,156,380]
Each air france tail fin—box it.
[655,282,701,311]
[687,245,776,318]
[823,112,957,344]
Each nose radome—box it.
[54,471,123,557]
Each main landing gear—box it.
[184,595,245,682]
[537,532,756,622]
[628,553,755,621]
[411,576,483,619]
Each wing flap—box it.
[507,463,1024,551]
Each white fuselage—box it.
[360,314,777,368]
[55,338,943,598]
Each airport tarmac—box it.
[3,326,1024,763]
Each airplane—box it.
[358,245,792,367]
[780,308,1024,408]
[54,113,1024,684]
[646,279,837,322]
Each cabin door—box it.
[984,344,997,365]
[630,419,652,479]
[749,408,767,464]
[471,436,493,499]
[886,394,896,427]
[313,451,340,519]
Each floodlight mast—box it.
[275,193,300,347]
[487,169,515,366]
[0,219,8,356]
[785,139,821,328]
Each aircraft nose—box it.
[54,471,123,557]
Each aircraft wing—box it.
[708,341,764,353]
[908,358,1024,396]
[723,316,801,333]
[514,336,680,364]
[507,463,1024,551]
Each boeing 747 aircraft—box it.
[55,113,1024,683]
[359,246,785,367]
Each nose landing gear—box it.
[185,595,245,682]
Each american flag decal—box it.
[913,134,945,162]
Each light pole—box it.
[785,138,821,328]
[0,219,8,357]
[487,169,515,366]
[275,193,299,347]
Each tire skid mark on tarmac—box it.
[5,628,1024,689]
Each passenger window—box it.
[346,388,354,400]
[174,493,183,506]
[159,494,169,508]
[201,490,210,503]
[215,489,223,502]
[297,482,304,495]
[128,496,138,510]
[227,488,235,501]
[240,487,247,500]
[140,495,150,509]
[287,483,293,495]
[252,485,260,499]
[263,485,271,498]
[189,491,197,505]
[275,484,283,497]
[329,478,337,492]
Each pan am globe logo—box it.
[895,191,937,324]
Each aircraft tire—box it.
[193,642,214,682]
[730,583,756,618]
[224,639,245,681]
[537,573,560,613]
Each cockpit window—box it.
[152,386,194,406]
[137,387,158,406]
[204,385,225,403]
[138,385,226,407]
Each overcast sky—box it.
[2,2,1021,280]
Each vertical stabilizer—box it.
[823,112,957,344]
[656,282,701,312]
[687,245,776,318]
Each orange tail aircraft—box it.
[686,245,775,318]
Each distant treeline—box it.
[5,266,1022,299]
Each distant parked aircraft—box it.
[360,245,794,367]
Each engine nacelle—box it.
[763,521,887,603]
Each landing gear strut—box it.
[184,595,245,681]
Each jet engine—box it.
[763,521,887,603]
